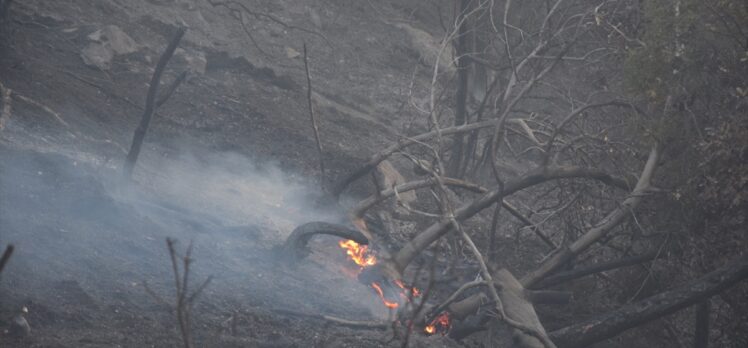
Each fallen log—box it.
[278,222,369,264]
[549,253,748,347]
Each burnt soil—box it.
[0,0,467,347]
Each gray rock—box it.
[174,48,207,75]
[81,25,140,70]
[7,307,31,338]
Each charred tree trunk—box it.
[549,254,748,348]
[122,27,186,179]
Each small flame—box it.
[394,279,421,298]
[371,282,399,309]
[424,312,451,335]
[338,240,376,267]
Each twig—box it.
[303,43,326,190]
[400,258,436,347]
[163,238,212,348]
[273,309,388,329]
[123,27,186,179]
[143,280,171,307]
[427,279,486,324]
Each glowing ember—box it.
[370,282,399,309]
[424,312,451,335]
[394,279,421,298]
[338,239,376,267]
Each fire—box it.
[338,239,421,311]
[338,239,376,267]
[424,312,451,335]
[370,282,399,309]
[394,279,421,298]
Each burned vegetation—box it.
[1,0,747,347]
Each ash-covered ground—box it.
[0,0,467,346]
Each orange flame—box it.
[338,240,376,267]
[424,312,451,335]
[394,279,421,298]
[338,239,423,311]
[370,282,399,309]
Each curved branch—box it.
[278,222,369,264]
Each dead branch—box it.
[502,200,557,250]
[391,165,628,275]
[524,290,572,305]
[279,222,369,264]
[428,280,486,323]
[329,117,533,198]
[549,253,748,348]
[273,309,388,329]
[0,244,14,276]
[303,43,326,190]
[492,269,557,348]
[532,251,658,289]
[123,27,186,179]
[694,300,709,348]
[446,0,472,178]
[164,238,213,348]
[351,176,486,219]
[0,80,70,129]
[206,0,331,49]
[413,147,557,347]
[521,145,660,288]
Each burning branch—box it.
[122,27,186,179]
[278,222,370,264]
